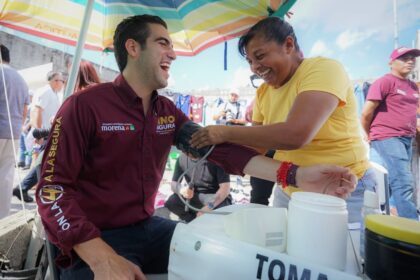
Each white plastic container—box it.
[287,192,348,270]
[223,206,288,253]
[359,190,381,260]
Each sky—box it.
[169,0,420,91]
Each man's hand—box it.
[295,164,357,199]
[74,238,146,280]
[91,253,146,280]
[180,187,194,199]
[190,126,228,149]
[196,205,211,217]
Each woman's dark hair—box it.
[238,17,300,57]
[0,44,10,63]
[74,60,101,92]
[113,14,167,72]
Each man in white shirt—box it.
[31,71,63,129]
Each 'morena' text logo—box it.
[101,123,135,132]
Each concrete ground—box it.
[9,166,37,217]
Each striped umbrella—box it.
[0,0,296,95]
[0,0,296,55]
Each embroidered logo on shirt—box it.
[101,123,135,132]
[396,89,407,95]
[157,115,176,134]
[39,185,64,204]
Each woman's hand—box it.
[190,126,229,149]
[295,164,357,199]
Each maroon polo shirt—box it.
[36,75,258,263]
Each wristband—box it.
[287,164,299,187]
[276,162,299,189]
[207,202,215,209]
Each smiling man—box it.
[36,15,185,280]
[361,47,420,220]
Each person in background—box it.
[13,62,102,203]
[17,90,34,170]
[361,47,420,220]
[249,150,276,205]
[165,153,231,222]
[191,16,376,223]
[36,14,356,280]
[0,44,30,218]
[213,89,247,126]
[417,81,420,157]
[30,71,63,129]
[12,127,49,203]
[73,60,101,93]
[245,98,276,205]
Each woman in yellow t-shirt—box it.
[191,17,377,223]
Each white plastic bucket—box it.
[287,192,348,270]
[223,207,288,253]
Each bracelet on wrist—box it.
[207,202,215,209]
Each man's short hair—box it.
[113,14,167,72]
[47,71,62,81]
[0,44,10,63]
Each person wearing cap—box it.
[361,47,420,220]
[213,89,247,126]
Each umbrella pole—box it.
[64,0,95,99]
[271,0,297,18]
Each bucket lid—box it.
[366,215,420,245]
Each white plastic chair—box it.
[369,161,390,215]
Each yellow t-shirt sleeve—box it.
[298,58,350,106]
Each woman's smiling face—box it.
[245,34,296,88]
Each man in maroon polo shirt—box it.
[361,47,420,220]
[36,15,357,280]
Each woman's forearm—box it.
[226,123,304,150]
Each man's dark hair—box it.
[0,44,10,63]
[238,17,300,57]
[113,14,167,72]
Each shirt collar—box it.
[113,75,159,106]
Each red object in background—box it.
[190,96,204,123]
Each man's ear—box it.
[125,39,140,58]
